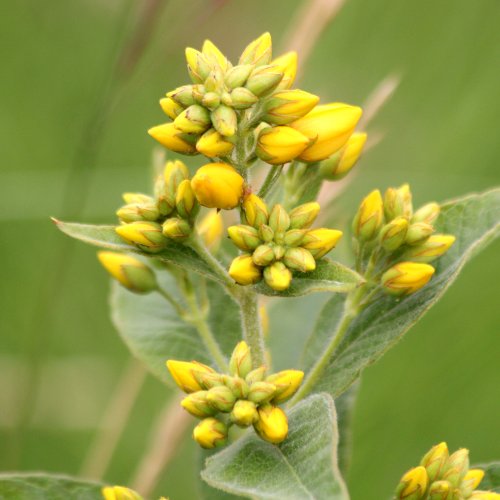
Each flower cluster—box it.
[166,341,303,448]
[227,194,342,291]
[394,442,499,500]
[352,184,455,296]
[148,32,363,170]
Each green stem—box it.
[236,288,266,368]
[258,165,284,199]
[157,287,186,317]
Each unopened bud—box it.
[207,385,236,413]
[252,244,275,267]
[428,480,452,500]
[196,128,234,157]
[384,183,413,221]
[283,228,307,247]
[264,261,292,291]
[245,366,266,384]
[273,245,285,260]
[97,251,157,293]
[420,442,449,482]
[269,204,290,232]
[254,404,288,444]
[193,417,228,449]
[267,370,304,403]
[243,194,269,228]
[283,247,316,273]
[405,222,434,245]
[264,89,319,125]
[230,87,258,110]
[211,104,237,137]
[271,51,297,90]
[225,64,254,89]
[229,254,262,285]
[222,375,249,400]
[102,486,143,500]
[160,97,183,119]
[181,391,215,418]
[259,224,274,243]
[192,370,224,390]
[201,39,229,71]
[442,448,469,488]
[197,210,224,250]
[174,179,198,219]
[229,341,253,378]
[245,65,283,97]
[379,216,409,251]
[301,228,343,259]
[469,492,500,499]
[256,126,310,165]
[116,203,160,223]
[404,235,455,262]
[239,32,272,66]
[122,192,153,205]
[289,202,320,229]
[228,225,262,251]
[167,85,198,107]
[352,189,384,241]
[247,381,276,404]
[162,217,191,241]
[201,92,220,110]
[148,123,198,155]
[461,469,485,497]
[395,466,429,500]
[381,262,435,296]
[231,400,258,427]
[166,360,215,393]
[174,104,211,135]
[115,221,167,253]
[413,202,440,224]
[185,48,211,83]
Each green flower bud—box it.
[266,370,304,403]
[289,202,320,229]
[283,228,307,247]
[242,194,269,228]
[202,92,221,110]
[220,90,232,107]
[174,104,211,134]
[273,245,285,260]
[230,87,259,110]
[405,222,434,245]
[159,160,190,212]
[301,228,343,259]
[116,203,160,223]
[352,189,384,241]
[247,381,277,404]
[263,261,292,291]
[167,84,198,107]
[428,480,453,500]
[211,105,237,137]
[181,391,216,418]
[162,217,191,241]
[258,224,274,243]
[228,225,262,251]
[192,417,228,449]
[206,386,236,413]
[412,202,440,224]
[263,89,319,125]
[122,192,154,205]
[245,366,267,384]
[245,65,283,97]
[384,183,413,221]
[460,469,485,497]
[395,466,429,500]
[175,179,198,219]
[193,370,224,390]
[379,216,409,251]
[420,442,449,483]
[269,204,290,233]
[224,64,254,89]
[252,244,275,267]
[229,341,253,378]
[283,247,316,272]
[115,221,167,253]
[442,449,469,488]
[239,32,272,67]
[230,400,258,427]
[185,48,211,83]
[222,375,249,400]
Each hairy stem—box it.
[258,165,284,199]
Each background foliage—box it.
[1,0,499,499]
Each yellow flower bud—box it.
[229,341,253,378]
[289,202,320,229]
[290,103,363,162]
[284,228,307,247]
[206,385,236,412]
[116,202,159,223]
[283,247,316,272]
[211,104,238,137]
[420,442,449,482]
[256,126,310,165]
[301,228,343,259]
[181,391,215,418]
[264,262,292,291]
[229,254,262,285]
[469,492,500,499]
[231,400,258,427]
[395,466,429,500]
[268,204,291,233]
[352,189,384,241]
[185,47,211,83]
[413,202,440,224]
[162,217,191,240]
[191,163,244,210]
[254,404,288,444]
[225,64,254,89]
[197,210,224,250]
[247,381,277,404]
[166,360,215,393]
[97,251,157,294]
[159,97,183,120]
[115,221,167,253]
[252,244,275,267]
[442,448,469,488]
[384,183,413,221]
[122,192,153,205]
[174,104,211,134]
[404,234,456,262]
[175,179,198,219]
[428,480,452,500]
[193,417,228,449]
[461,469,485,496]
[202,39,230,71]
[319,132,367,180]
[405,222,434,245]
[242,194,269,228]
[229,88,258,110]
[148,123,198,154]
[196,128,234,157]
[167,85,199,107]
[267,370,304,403]
[379,217,409,251]
[245,65,283,97]
[228,225,262,251]
[102,485,143,500]
[239,32,272,66]
[381,262,435,296]
[263,90,320,125]
[271,51,298,90]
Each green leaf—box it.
[0,473,103,499]
[474,462,500,492]
[255,259,364,297]
[301,188,500,398]
[198,450,242,500]
[201,394,349,500]
[110,271,241,384]
[53,220,220,281]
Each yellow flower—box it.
[320,132,367,180]
[102,486,142,500]
[290,103,362,162]
[263,89,320,125]
[196,128,234,157]
[352,189,384,241]
[193,417,228,449]
[231,400,258,427]
[395,466,429,500]
[266,370,304,403]
[159,97,183,120]
[256,126,310,165]
[148,123,197,154]
[271,51,298,90]
[97,251,157,293]
[469,492,500,499]
[191,163,245,210]
[229,254,262,285]
[263,262,292,291]
[381,262,435,296]
[166,360,215,393]
[254,404,288,444]
[301,228,343,259]
[461,469,485,496]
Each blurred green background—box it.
[1,0,499,499]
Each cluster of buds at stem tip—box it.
[166,341,304,448]
[148,32,363,170]
[115,160,201,251]
[394,442,499,500]
[227,194,342,291]
[352,184,455,296]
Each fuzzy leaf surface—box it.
[201,394,349,500]
[474,462,500,492]
[0,473,103,499]
[302,188,500,398]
